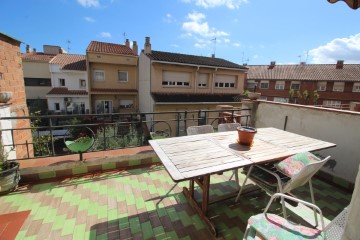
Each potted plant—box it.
[0,143,20,194]
[247,84,261,100]
[65,132,94,153]
[236,126,257,146]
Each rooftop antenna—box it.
[298,54,302,63]
[67,40,71,53]
[305,51,309,63]
[211,38,216,57]
[241,52,249,65]
[122,32,127,42]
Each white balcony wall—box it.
[48,96,89,113]
[253,101,360,183]
[51,71,88,91]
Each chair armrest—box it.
[264,193,325,230]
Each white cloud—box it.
[309,33,360,63]
[224,38,230,43]
[77,0,100,7]
[182,11,229,38]
[100,32,112,38]
[233,42,241,47]
[164,13,176,23]
[84,17,95,22]
[181,0,248,9]
[194,43,207,48]
[171,44,180,48]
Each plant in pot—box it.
[0,143,20,194]
[247,84,261,100]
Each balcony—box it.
[0,101,358,239]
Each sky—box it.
[1,0,359,65]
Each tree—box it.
[289,89,295,103]
[312,91,320,105]
[302,90,310,104]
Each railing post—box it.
[26,140,30,159]
[49,118,55,156]
[184,111,188,133]
[103,118,106,150]
[176,112,180,137]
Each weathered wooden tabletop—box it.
[149,127,336,182]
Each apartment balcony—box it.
[0,101,358,239]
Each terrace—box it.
[0,100,358,239]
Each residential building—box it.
[21,45,65,113]
[86,40,139,115]
[0,32,32,158]
[47,53,89,114]
[246,61,360,110]
[139,37,248,135]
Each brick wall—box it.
[0,34,33,158]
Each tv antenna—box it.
[211,38,216,57]
[122,32,127,42]
[67,40,71,53]
[241,52,249,65]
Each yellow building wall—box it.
[91,94,138,113]
[87,52,138,65]
[22,61,51,78]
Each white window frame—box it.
[273,97,289,103]
[275,81,285,90]
[54,102,60,111]
[118,71,128,82]
[162,71,191,88]
[59,78,65,87]
[323,100,341,108]
[290,81,301,90]
[214,75,236,88]
[317,82,327,91]
[94,70,105,81]
[246,80,257,89]
[95,100,113,114]
[352,83,360,92]
[333,82,344,92]
[198,73,208,88]
[260,80,269,89]
[119,99,134,109]
[79,79,86,88]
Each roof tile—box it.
[50,54,86,71]
[86,41,137,56]
[47,88,87,95]
[21,52,56,62]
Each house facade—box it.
[0,32,32,158]
[139,37,248,135]
[86,40,139,115]
[21,45,65,114]
[47,54,89,114]
[246,61,360,110]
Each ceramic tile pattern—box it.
[0,166,351,239]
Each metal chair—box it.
[217,123,241,187]
[236,152,330,226]
[244,193,348,240]
[186,125,214,135]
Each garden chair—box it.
[218,123,242,187]
[186,125,214,135]
[244,193,348,240]
[236,152,330,226]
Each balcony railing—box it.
[0,108,251,160]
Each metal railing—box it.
[0,108,251,161]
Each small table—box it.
[149,127,336,236]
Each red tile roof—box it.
[86,41,137,56]
[50,54,86,71]
[146,51,247,70]
[91,88,138,93]
[21,52,56,62]
[47,88,88,95]
[247,64,360,82]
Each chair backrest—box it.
[187,125,214,135]
[218,123,241,132]
[283,156,330,193]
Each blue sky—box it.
[1,0,359,65]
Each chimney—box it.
[33,48,36,53]
[211,54,215,58]
[336,60,344,69]
[144,36,151,54]
[268,61,276,69]
[125,38,130,48]
[132,41,138,55]
[26,44,31,53]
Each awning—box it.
[328,0,359,9]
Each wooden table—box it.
[149,127,336,236]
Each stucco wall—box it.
[138,52,153,115]
[254,101,360,183]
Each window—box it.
[119,100,134,109]
[198,73,208,88]
[79,79,86,88]
[24,78,51,86]
[352,83,360,92]
[54,103,60,111]
[317,82,327,91]
[290,81,300,90]
[95,100,112,114]
[275,81,285,90]
[247,80,257,89]
[333,82,344,92]
[59,78,65,87]
[323,100,341,108]
[215,75,236,88]
[162,71,191,87]
[260,81,269,89]
[94,70,105,81]
[118,71,128,82]
[274,97,289,103]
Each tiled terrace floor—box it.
[0,166,352,240]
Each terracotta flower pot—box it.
[237,126,257,146]
[248,92,261,100]
[0,92,13,103]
